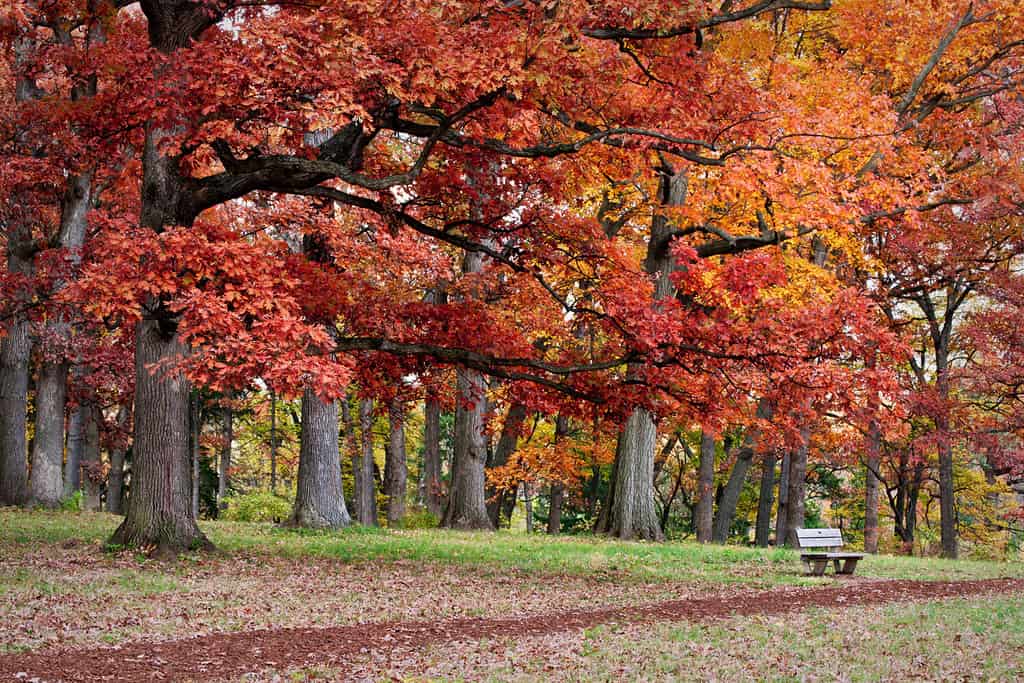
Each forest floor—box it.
[2,510,1024,681]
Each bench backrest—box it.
[796,527,844,549]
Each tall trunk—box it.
[754,450,777,547]
[0,242,32,506]
[384,398,407,526]
[713,400,772,542]
[422,395,443,517]
[289,389,350,528]
[783,426,810,548]
[443,367,493,529]
[864,419,882,553]
[29,361,68,508]
[81,403,102,512]
[106,405,129,515]
[269,388,278,493]
[217,404,232,510]
[354,398,378,525]
[443,247,494,531]
[695,431,715,543]
[936,355,957,558]
[111,317,210,556]
[190,393,201,520]
[524,483,534,533]
[64,398,85,498]
[774,449,790,546]
[601,167,686,541]
[605,408,664,540]
[486,402,527,527]
[547,415,570,535]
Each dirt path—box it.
[2,577,1021,682]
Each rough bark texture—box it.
[422,396,443,518]
[384,399,407,526]
[28,361,68,508]
[694,431,715,543]
[217,405,232,510]
[546,415,570,535]
[63,399,85,498]
[354,398,378,525]
[110,318,211,556]
[486,402,527,527]
[606,408,664,541]
[190,394,201,520]
[600,168,686,541]
[442,367,493,530]
[713,399,772,543]
[864,419,882,553]
[269,389,278,493]
[81,403,102,512]
[774,449,790,547]
[754,450,777,547]
[289,389,350,529]
[783,427,810,548]
[0,244,32,506]
[107,405,129,515]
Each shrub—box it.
[60,490,83,512]
[222,491,292,523]
[396,507,439,529]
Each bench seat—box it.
[796,528,865,576]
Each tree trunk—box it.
[864,419,882,553]
[106,405,129,515]
[422,395,443,517]
[190,393,201,520]
[353,398,378,525]
[600,167,687,541]
[110,318,211,556]
[289,389,350,528]
[486,402,527,527]
[783,427,810,548]
[64,398,85,498]
[29,361,68,508]
[546,415,570,535]
[442,367,494,530]
[695,431,715,543]
[713,400,772,542]
[604,408,664,540]
[0,252,31,506]
[754,450,777,547]
[384,398,407,526]
[217,404,232,511]
[269,388,278,493]
[936,401,957,557]
[81,403,102,512]
[775,449,790,547]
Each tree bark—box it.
[422,395,444,517]
[783,427,810,548]
[384,398,407,526]
[107,406,129,515]
[546,415,570,535]
[774,449,790,546]
[269,388,278,493]
[0,245,32,506]
[217,404,232,511]
[353,398,378,525]
[695,431,715,543]
[289,388,351,528]
[29,361,68,508]
[110,317,211,556]
[600,166,686,541]
[81,403,102,512]
[864,419,882,553]
[936,356,957,558]
[190,393,201,520]
[442,367,494,530]
[713,400,772,542]
[486,402,527,527]
[64,397,85,498]
[754,450,777,547]
[604,408,664,540]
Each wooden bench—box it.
[796,528,865,576]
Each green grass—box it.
[2,508,1022,587]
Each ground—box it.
[1,510,1022,681]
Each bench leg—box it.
[811,559,828,576]
[833,558,841,574]
[838,558,859,575]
